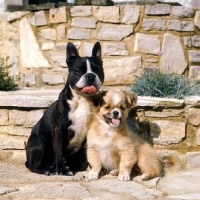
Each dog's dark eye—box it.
[104,106,110,110]
[74,68,81,75]
[120,105,125,110]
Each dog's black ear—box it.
[66,42,79,65]
[92,42,101,61]
[123,90,138,107]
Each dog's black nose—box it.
[113,111,119,117]
[86,73,95,84]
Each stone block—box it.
[23,73,36,86]
[134,33,161,55]
[145,4,170,15]
[40,28,56,41]
[67,28,90,40]
[121,6,140,25]
[49,7,67,24]
[188,65,200,81]
[145,109,183,118]
[51,52,67,67]
[19,17,49,68]
[187,111,200,126]
[102,42,129,56]
[70,6,92,17]
[12,150,26,163]
[42,74,64,85]
[103,56,142,85]
[188,50,200,62]
[184,97,200,106]
[191,35,200,47]
[160,33,187,74]
[34,11,48,26]
[196,129,200,145]
[92,6,119,23]
[9,110,44,127]
[41,42,55,51]
[171,6,195,18]
[142,19,166,31]
[186,152,200,168]
[2,11,30,22]
[83,42,94,56]
[0,125,32,136]
[55,43,67,51]
[71,17,97,29]
[194,11,200,29]
[2,137,26,150]
[168,20,194,32]
[149,120,185,145]
[98,24,133,41]
[56,25,66,40]
[0,109,8,125]
[183,36,192,47]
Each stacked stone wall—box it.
[0,4,200,88]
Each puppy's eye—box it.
[104,106,110,110]
[120,105,125,110]
[74,68,81,75]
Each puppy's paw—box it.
[86,171,99,181]
[141,173,150,181]
[109,169,119,176]
[118,174,130,181]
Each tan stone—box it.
[145,109,183,118]
[160,33,187,74]
[196,129,200,145]
[34,11,48,26]
[67,28,90,40]
[142,19,166,31]
[42,74,64,85]
[121,6,140,24]
[40,28,56,41]
[194,11,200,29]
[188,66,200,81]
[188,50,200,62]
[51,52,67,67]
[2,137,26,150]
[41,42,55,50]
[0,109,8,125]
[149,120,185,145]
[12,150,26,163]
[186,152,200,168]
[49,7,67,24]
[71,17,97,29]
[0,125,31,136]
[56,25,66,40]
[187,112,200,126]
[185,96,200,106]
[145,4,170,15]
[103,56,142,85]
[92,6,119,23]
[70,6,92,17]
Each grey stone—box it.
[2,137,26,150]
[42,74,64,85]
[55,42,67,51]
[56,25,66,40]
[0,186,18,195]
[103,56,142,85]
[67,28,90,40]
[185,96,200,106]
[188,50,200,62]
[52,68,69,73]
[41,42,55,50]
[187,111,200,126]
[102,42,129,56]
[70,6,92,17]
[183,36,192,47]
[186,152,200,168]
[160,33,187,74]
[9,110,44,127]
[71,17,97,29]
[23,73,36,86]
[121,6,140,24]
[196,129,200,145]
[142,19,166,31]
[188,65,200,81]
[19,17,49,68]
[34,11,48,26]
[149,120,185,145]
[7,0,22,5]
[98,24,133,41]
[194,11,200,29]
[0,109,8,125]
[145,4,170,15]
[92,6,119,23]
[2,11,30,22]
[83,42,94,57]
[171,6,195,18]
[167,20,194,32]
[145,109,183,118]
[134,33,161,55]
[40,28,56,41]
[191,35,200,47]
[51,52,67,67]
[0,125,32,136]
[49,7,67,24]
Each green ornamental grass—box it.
[0,58,18,91]
[131,70,200,99]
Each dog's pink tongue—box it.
[112,119,121,126]
[81,85,97,94]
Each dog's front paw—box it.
[86,171,99,181]
[118,174,130,181]
[141,173,150,181]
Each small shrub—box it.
[0,58,18,91]
[131,71,200,99]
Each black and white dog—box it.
[25,42,104,175]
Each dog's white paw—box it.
[141,173,150,181]
[118,174,130,181]
[86,171,99,181]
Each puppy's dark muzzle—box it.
[86,73,95,85]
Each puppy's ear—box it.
[92,42,102,61]
[123,90,138,107]
[66,42,79,65]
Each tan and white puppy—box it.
[86,90,163,181]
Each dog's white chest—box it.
[67,95,91,149]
